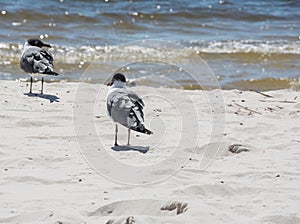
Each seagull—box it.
[106,73,153,146]
[20,38,59,94]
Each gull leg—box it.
[127,129,130,146]
[29,76,33,93]
[114,124,118,146]
[41,77,44,94]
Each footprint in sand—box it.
[160,201,188,215]
[229,143,252,154]
[88,199,188,224]
[106,216,135,224]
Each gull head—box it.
[27,38,52,48]
[107,73,126,88]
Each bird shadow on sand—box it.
[24,92,60,103]
[111,145,149,154]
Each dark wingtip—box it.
[53,72,59,76]
[131,127,153,135]
[46,71,59,76]
[144,128,153,135]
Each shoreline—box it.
[7,77,300,92]
[0,80,299,223]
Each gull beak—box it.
[43,43,52,48]
[107,82,112,86]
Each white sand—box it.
[0,80,299,224]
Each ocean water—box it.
[0,0,299,90]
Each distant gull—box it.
[106,73,153,146]
[20,38,59,94]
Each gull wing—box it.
[107,89,145,129]
[20,46,55,74]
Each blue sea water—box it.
[0,0,299,89]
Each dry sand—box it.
[0,80,299,224]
